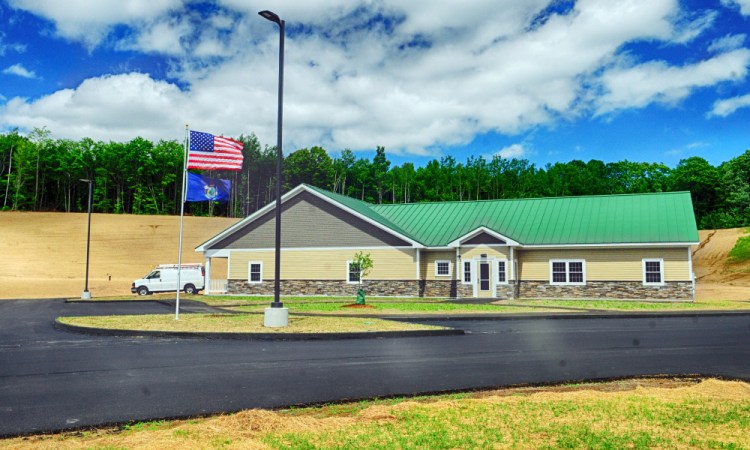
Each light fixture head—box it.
[258,10,281,25]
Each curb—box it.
[54,318,465,341]
[65,299,163,304]
[354,310,750,322]
[288,310,750,321]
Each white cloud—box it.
[671,10,717,44]
[7,0,182,48]
[117,17,190,56]
[709,93,750,117]
[1,73,186,141]
[596,49,750,114]
[3,0,749,156]
[0,33,26,56]
[3,63,38,79]
[722,0,750,15]
[494,144,527,159]
[708,34,746,53]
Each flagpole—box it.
[176,124,189,320]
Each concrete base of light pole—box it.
[81,290,92,300]
[263,307,288,327]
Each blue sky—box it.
[1,0,750,169]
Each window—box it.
[552,262,567,283]
[463,261,472,284]
[568,262,584,283]
[497,260,507,283]
[435,260,451,277]
[643,259,664,285]
[347,261,361,284]
[550,260,586,285]
[248,262,263,284]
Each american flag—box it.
[187,130,244,171]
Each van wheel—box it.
[184,284,197,295]
[137,286,149,296]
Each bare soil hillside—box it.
[693,228,750,301]
[2,212,749,300]
[0,212,238,299]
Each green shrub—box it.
[728,235,750,263]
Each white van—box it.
[131,264,205,295]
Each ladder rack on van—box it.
[156,264,203,270]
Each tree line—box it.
[1,128,748,230]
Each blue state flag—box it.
[186,172,231,203]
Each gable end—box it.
[462,232,507,246]
[209,191,412,249]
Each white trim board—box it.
[521,242,698,249]
[448,226,520,247]
[213,246,415,253]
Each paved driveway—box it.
[1,299,749,436]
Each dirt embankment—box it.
[1,212,749,300]
[693,228,750,301]
[0,211,239,299]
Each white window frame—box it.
[248,261,263,284]
[346,260,361,284]
[642,258,665,285]
[497,259,508,284]
[462,260,472,284]
[435,260,452,277]
[549,259,586,285]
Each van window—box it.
[147,271,160,279]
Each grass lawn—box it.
[57,314,448,333]
[228,302,569,315]
[198,295,450,306]
[76,293,750,313]
[6,378,749,449]
[509,298,750,311]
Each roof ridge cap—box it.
[371,190,688,207]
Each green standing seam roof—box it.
[304,185,699,247]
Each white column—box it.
[510,246,515,281]
[415,248,421,280]
[204,256,212,295]
[455,247,460,281]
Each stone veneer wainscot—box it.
[229,279,693,300]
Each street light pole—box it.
[259,9,289,327]
[80,178,93,300]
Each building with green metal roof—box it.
[197,184,699,300]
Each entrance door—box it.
[477,262,492,298]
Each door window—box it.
[479,263,490,291]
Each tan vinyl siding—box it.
[229,248,415,281]
[460,246,509,260]
[421,250,456,280]
[518,248,690,282]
